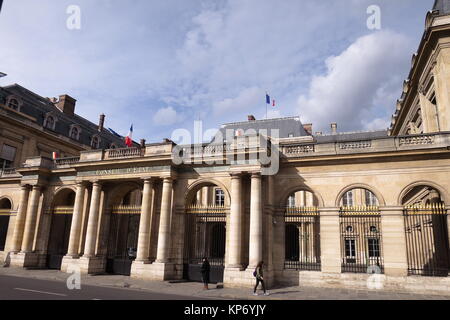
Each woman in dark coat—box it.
[201,257,211,290]
[253,261,269,296]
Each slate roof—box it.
[0,84,127,149]
[433,0,450,15]
[213,116,310,142]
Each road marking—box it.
[14,288,67,297]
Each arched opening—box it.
[47,189,75,269]
[184,182,228,283]
[0,198,12,251]
[402,185,450,276]
[284,190,321,271]
[338,187,383,273]
[106,186,142,276]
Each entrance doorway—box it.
[0,198,12,251]
[46,189,75,269]
[183,184,228,283]
[106,187,142,276]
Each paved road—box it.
[0,275,210,300]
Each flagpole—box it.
[266,92,268,120]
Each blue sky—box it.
[0,0,434,143]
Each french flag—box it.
[125,124,133,147]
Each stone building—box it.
[1,0,450,293]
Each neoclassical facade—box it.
[1,1,450,292]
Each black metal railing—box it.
[340,206,384,274]
[404,204,450,277]
[284,207,321,271]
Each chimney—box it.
[331,123,337,135]
[303,123,313,135]
[98,113,105,132]
[248,115,256,121]
[140,139,146,148]
[56,94,76,116]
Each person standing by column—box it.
[201,257,210,290]
[253,261,269,296]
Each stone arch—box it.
[335,183,386,207]
[107,181,143,207]
[52,187,76,207]
[279,185,324,208]
[184,178,231,207]
[398,181,449,206]
[0,196,13,210]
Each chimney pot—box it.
[56,94,76,116]
[331,123,337,135]
[98,113,105,132]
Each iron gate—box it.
[183,205,227,283]
[106,206,140,276]
[404,204,450,277]
[46,207,73,269]
[340,206,384,273]
[284,207,321,271]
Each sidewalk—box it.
[0,267,449,300]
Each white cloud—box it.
[153,106,183,126]
[297,30,411,133]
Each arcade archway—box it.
[106,184,142,276]
[0,198,12,251]
[47,189,75,269]
[183,182,229,283]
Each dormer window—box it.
[69,125,81,141]
[8,99,19,110]
[5,96,22,112]
[44,115,56,130]
[91,135,101,149]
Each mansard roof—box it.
[433,0,450,15]
[213,116,310,142]
[0,83,127,149]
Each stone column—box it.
[380,206,408,276]
[83,182,102,257]
[21,185,41,253]
[136,178,154,262]
[228,173,243,268]
[66,182,87,257]
[156,177,173,263]
[319,207,341,273]
[10,185,30,253]
[249,172,263,268]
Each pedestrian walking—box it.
[253,261,269,296]
[201,257,210,290]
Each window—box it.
[70,126,80,140]
[287,195,296,208]
[346,225,354,233]
[44,115,55,130]
[215,188,225,206]
[342,191,353,206]
[368,238,380,258]
[91,136,100,149]
[365,190,378,206]
[369,225,378,233]
[7,98,19,111]
[288,133,294,138]
[345,239,356,259]
[0,145,16,169]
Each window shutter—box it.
[1,144,16,162]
